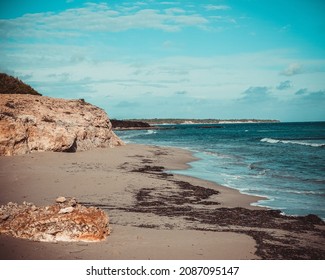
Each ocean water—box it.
[116,122,325,219]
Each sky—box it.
[0,0,325,121]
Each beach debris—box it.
[0,198,110,242]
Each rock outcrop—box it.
[0,198,110,242]
[111,119,151,129]
[0,94,124,156]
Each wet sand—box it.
[0,144,324,259]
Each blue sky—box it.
[1,0,324,121]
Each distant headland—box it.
[128,118,280,125]
[111,118,280,130]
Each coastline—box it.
[0,144,324,259]
[117,122,325,220]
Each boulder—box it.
[56,196,67,203]
[0,94,124,156]
[0,198,110,242]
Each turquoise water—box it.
[116,122,325,219]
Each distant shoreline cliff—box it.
[126,118,280,125]
[111,118,280,130]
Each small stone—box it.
[69,198,77,207]
[59,207,74,214]
[56,196,66,203]
[1,214,10,221]
[31,205,37,211]
[23,201,33,207]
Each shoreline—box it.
[165,149,269,210]
[0,144,324,259]
[159,143,324,220]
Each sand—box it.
[0,144,324,259]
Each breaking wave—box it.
[146,130,157,135]
[261,138,325,147]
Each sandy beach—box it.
[0,144,324,259]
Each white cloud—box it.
[204,5,230,11]
[209,15,237,24]
[281,63,303,76]
[134,1,148,6]
[160,2,179,5]
[164,8,186,14]
[0,3,209,39]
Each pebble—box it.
[56,196,67,203]
[59,207,74,214]
[69,198,77,207]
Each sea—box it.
[115,122,325,220]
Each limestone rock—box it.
[56,196,67,203]
[59,207,74,214]
[68,198,77,207]
[0,94,124,156]
[0,198,110,242]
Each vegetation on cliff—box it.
[0,73,41,96]
[111,119,151,129]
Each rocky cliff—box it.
[0,94,124,156]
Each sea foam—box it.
[261,138,325,147]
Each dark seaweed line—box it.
[82,164,325,259]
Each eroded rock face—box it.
[0,94,124,156]
[0,198,110,242]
